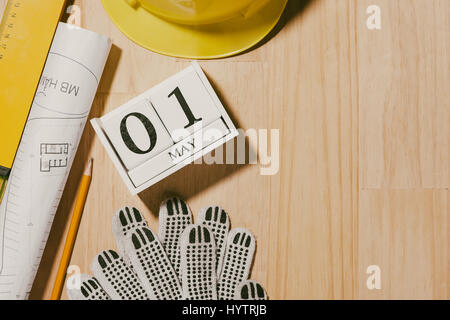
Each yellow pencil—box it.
[50,158,93,300]
[0,176,7,205]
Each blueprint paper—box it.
[0,22,111,299]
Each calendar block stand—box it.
[91,62,238,195]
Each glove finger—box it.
[180,225,217,300]
[66,274,111,300]
[234,280,267,300]
[197,206,230,276]
[158,197,193,279]
[91,249,148,300]
[125,226,182,300]
[218,228,256,300]
[112,206,149,265]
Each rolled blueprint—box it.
[0,22,111,299]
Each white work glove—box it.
[67,198,267,300]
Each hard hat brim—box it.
[101,0,288,60]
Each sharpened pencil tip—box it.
[85,158,93,176]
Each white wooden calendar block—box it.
[128,118,231,187]
[102,99,173,170]
[150,67,221,142]
[91,62,238,195]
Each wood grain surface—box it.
[1,0,448,300]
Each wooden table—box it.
[7,0,447,299]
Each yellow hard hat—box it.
[101,0,288,59]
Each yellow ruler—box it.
[0,176,6,204]
[0,0,66,177]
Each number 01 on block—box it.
[91,62,238,194]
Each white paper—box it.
[0,22,111,300]
[91,62,239,195]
